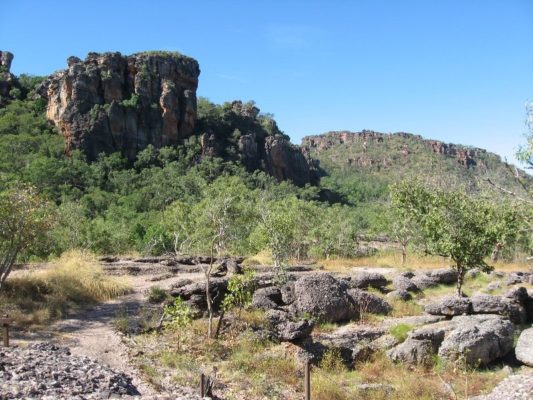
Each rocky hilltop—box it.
[303,130,488,169]
[301,130,530,193]
[37,51,200,161]
[0,51,17,106]
[30,51,318,186]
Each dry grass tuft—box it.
[0,250,130,327]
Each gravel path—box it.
[469,370,533,400]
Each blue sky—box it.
[2,0,533,166]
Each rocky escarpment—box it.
[302,130,491,169]
[37,51,200,161]
[35,51,318,186]
[200,100,319,186]
[0,51,17,106]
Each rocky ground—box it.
[4,256,533,399]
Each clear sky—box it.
[2,0,532,166]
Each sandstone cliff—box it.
[0,51,17,106]
[37,51,200,161]
[198,100,319,186]
[35,52,318,186]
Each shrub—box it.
[147,286,168,303]
[162,297,193,349]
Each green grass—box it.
[389,323,413,343]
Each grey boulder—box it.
[425,296,472,316]
[515,328,533,367]
[265,309,313,341]
[387,338,435,365]
[392,274,418,292]
[348,289,392,315]
[349,272,388,289]
[292,274,357,323]
[252,287,283,310]
[438,315,514,366]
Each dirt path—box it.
[14,272,203,397]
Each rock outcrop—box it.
[0,51,17,106]
[37,51,200,161]
[36,52,318,186]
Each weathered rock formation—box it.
[199,100,319,186]
[37,51,200,161]
[0,51,17,106]
[36,52,318,186]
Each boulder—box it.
[486,282,502,292]
[425,296,472,316]
[265,310,313,341]
[252,287,283,310]
[280,282,296,305]
[213,258,242,276]
[392,274,418,292]
[471,294,526,324]
[291,274,357,323]
[409,325,447,349]
[387,324,448,365]
[411,274,439,290]
[349,272,388,289]
[515,328,533,367]
[386,289,412,301]
[438,315,514,366]
[504,287,529,304]
[370,334,400,351]
[387,338,435,365]
[506,272,532,286]
[170,278,228,315]
[347,289,392,315]
[427,268,457,284]
[297,325,384,366]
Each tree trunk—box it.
[401,243,407,265]
[456,266,465,297]
[491,243,503,263]
[206,239,216,339]
[214,309,225,339]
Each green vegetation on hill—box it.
[305,131,531,205]
[0,74,531,266]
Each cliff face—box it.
[0,51,16,106]
[38,52,200,161]
[199,100,319,186]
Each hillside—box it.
[302,130,530,205]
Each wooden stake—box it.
[1,315,12,347]
[200,373,205,397]
[305,361,311,400]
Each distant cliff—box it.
[303,130,495,169]
[302,130,530,191]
